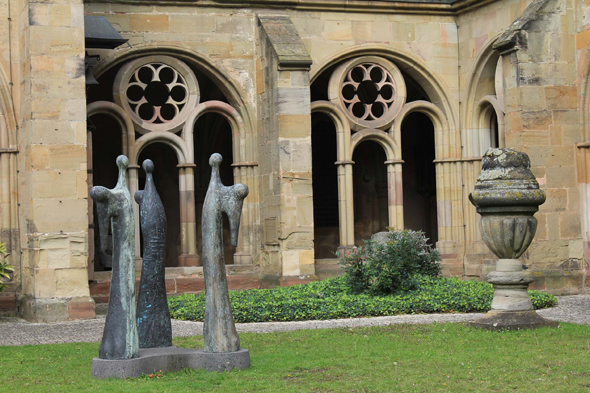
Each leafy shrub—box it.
[0,242,14,292]
[168,276,557,323]
[339,229,441,296]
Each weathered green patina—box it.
[90,155,139,359]
[202,153,249,353]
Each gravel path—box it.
[1,295,588,347]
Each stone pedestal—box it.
[91,347,250,379]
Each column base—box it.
[469,310,559,331]
[179,254,200,267]
[233,252,252,265]
[336,245,356,259]
[18,295,96,323]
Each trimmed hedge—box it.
[167,276,558,323]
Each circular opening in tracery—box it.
[160,104,176,121]
[372,102,385,118]
[137,67,153,84]
[127,85,144,102]
[144,82,170,106]
[357,80,379,104]
[342,84,356,101]
[138,104,154,121]
[350,67,364,83]
[380,85,393,100]
[159,67,175,84]
[352,102,366,118]
[370,67,383,83]
[170,86,186,102]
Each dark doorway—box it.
[352,141,389,245]
[90,114,122,272]
[311,113,339,258]
[401,112,438,244]
[193,113,235,265]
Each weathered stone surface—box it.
[90,156,138,360]
[135,159,172,349]
[202,153,249,354]
[470,148,555,329]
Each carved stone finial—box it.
[135,159,172,349]
[202,153,249,353]
[90,155,138,360]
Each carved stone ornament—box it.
[469,148,558,331]
[114,55,199,134]
[328,56,406,131]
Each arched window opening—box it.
[193,112,234,265]
[352,141,388,245]
[311,112,339,258]
[401,112,438,245]
[490,110,499,148]
[138,143,180,268]
[90,113,123,272]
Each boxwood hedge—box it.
[167,276,558,323]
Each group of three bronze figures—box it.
[90,153,250,379]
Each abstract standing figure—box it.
[135,159,172,348]
[90,155,139,360]
[202,153,249,353]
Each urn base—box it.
[469,310,559,331]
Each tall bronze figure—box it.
[135,159,172,348]
[202,153,249,353]
[90,155,139,360]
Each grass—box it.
[3,322,590,392]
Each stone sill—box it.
[92,264,259,282]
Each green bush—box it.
[339,229,441,296]
[0,242,14,292]
[168,276,558,323]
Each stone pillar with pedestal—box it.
[469,148,558,330]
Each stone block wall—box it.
[15,0,95,321]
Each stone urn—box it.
[469,148,558,330]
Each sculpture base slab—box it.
[469,310,559,331]
[91,347,250,379]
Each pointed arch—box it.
[93,43,255,162]
[310,44,458,136]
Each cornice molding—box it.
[86,0,500,16]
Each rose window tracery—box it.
[329,56,406,130]
[341,64,396,122]
[126,64,188,124]
[114,56,199,134]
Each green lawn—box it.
[2,323,590,392]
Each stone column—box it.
[17,0,95,322]
[257,14,316,284]
[335,160,355,254]
[178,164,199,266]
[385,160,404,230]
[127,164,142,269]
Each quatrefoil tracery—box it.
[341,63,396,122]
[126,63,189,125]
